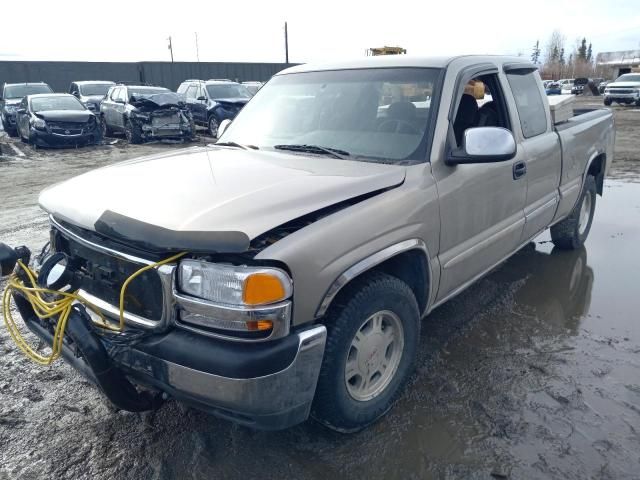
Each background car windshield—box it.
[616,74,640,82]
[129,87,169,98]
[79,84,112,96]
[4,84,53,99]
[221,67,440,164]
[206,84,251,99]
[31,96,84,111]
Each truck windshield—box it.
[4,84,53,99]
[220,68,441,164]
[616,74,640,82]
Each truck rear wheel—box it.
[551,175,597,250]
[312,272,420,432]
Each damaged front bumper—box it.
[15,292,326,430]
[131,108,194,141]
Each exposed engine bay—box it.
[129,93,194,140]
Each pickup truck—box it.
[1,55,615,432]
[603,73,640,106]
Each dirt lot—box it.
[1,96,639,480]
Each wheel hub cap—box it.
[345,310,404,402]
[578,191,592,236]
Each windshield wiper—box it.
[215,141,259,150]
[274,144,350,159]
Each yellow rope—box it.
[2,252,186,365]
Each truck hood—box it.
[39,147,406,252]
[607,81,640,88]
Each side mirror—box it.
[16,108,26,114]
[196,96,207,101]
[217,119,232,138]
[447,127,516,165]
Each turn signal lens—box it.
[243,273,287,305]
[246,320,274,331]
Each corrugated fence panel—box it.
[0,61,295,93]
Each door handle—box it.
[513,161,527,180]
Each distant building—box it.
[367,46,407,56]
[596,50,640,77]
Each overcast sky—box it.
[1,0,638,63]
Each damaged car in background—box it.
[69,80,115,113]
[15,93,102,147]
[1,82,54,137]
[100,84,194,143]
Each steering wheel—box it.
[377,119,420,134]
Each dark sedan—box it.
[15,94,102,147]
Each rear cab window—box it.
[506,72,547,138]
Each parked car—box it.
[571,77,590,95]
[2,55,614,432]
[14,93,101,147]
[598,80,610,95]
[561,81,574,95]
[603,73,640,106]
[545,82,562,95]
[177,79,252,136]
[100,84,194,143]
[68,81,115,113]
[1,82,53,136]
[242,81,264,96]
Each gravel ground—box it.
[1,97,639,480]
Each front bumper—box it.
[16,295,326,429]
[29,127,101,147]
[604,91,640,102]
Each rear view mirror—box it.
[217,119,232,138]
[448,127,516,164]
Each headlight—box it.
[32,118,46,130]
[178,260,292,306]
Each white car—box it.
[561,82,574,95]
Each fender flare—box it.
[314,238,433,319]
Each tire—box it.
[6,125,18,137]
[208,115,219,137]
[312,272,420,432]
[636,99,640,107]
[551,175,597,250]
[603,97,612,106]
[125,119,142,144]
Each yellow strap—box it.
[2,252,186,365]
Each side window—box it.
[185,85,198,99]
[506,72,547,138]
[118,88,128,103]
[20,98,27,109]
[110,87,119,101]
[452,73,510,147]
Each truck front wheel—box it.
[312,272,420,432]
[551,175,597,250]
[603,97,612,106]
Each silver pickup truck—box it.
[1,55,615,432]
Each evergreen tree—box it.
[578,38,587,61]
[531,40,541,64]
[559,48,565,65]
[587,43,593,62]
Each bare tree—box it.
[543,30,566,78]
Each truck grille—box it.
[52,223,164,321]
[609,88,634,94]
